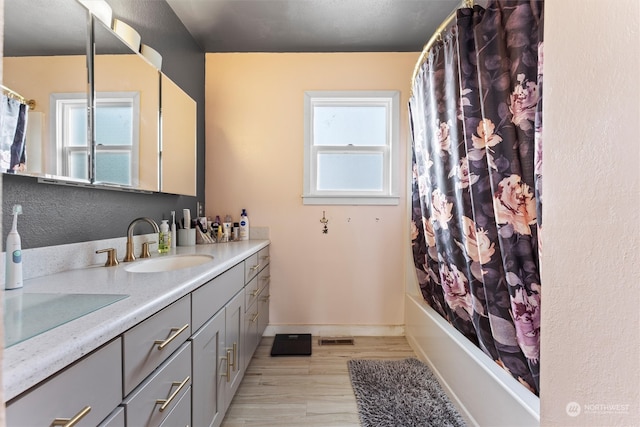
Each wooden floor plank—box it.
[221,336,416,426]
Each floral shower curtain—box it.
[409,0,543,395]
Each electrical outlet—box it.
[197,201,204,217]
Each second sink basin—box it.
[124,254,214,273]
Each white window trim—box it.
[303,90,400,206]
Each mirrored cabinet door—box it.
[93,19,160,192]
[3,0,89,181]
[161,75,197,196]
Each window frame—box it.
[51,92,140,186]
[303,90,400,205]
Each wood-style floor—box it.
[221,336,417,427]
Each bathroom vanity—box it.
[3,240,270,427]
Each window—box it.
[303,91,400,205]
[52,92,139,186]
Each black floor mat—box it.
[270,333,312,356]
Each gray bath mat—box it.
[348,358,466,426]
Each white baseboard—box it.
[263,324,405,337]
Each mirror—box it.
[93,18,160,192]
[161,75,197,196]
[3,0,197,196]
[2,0,88,180]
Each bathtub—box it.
[405,293,540,426]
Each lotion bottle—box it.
[239,209,249,241]
[5,204,23,290]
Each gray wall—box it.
[2,0,205,249]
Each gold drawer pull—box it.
[154,323,189,350]
[221,349,232,382]
[250,312,259,323]
[249,263,260,271]
[250,288,260,297]
[156,376,190,412]
[260,294,271,302]
[51,406,91,427]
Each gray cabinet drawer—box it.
[7,338,122,427]
[258,264,270,294]
[244,252,260,283]
[258,246,270,269]
[123,342,191,427]
[99,406,125,427]
[123,295,191,395]
[159,386,191,427]
[244,275,259,312]
[192,262,244,331]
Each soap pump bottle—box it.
[5,204,23,290]
[239,209,249,241]
[159,219,170,254]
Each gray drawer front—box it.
[258,246,270,269]
[123,295,191,396]
[192,262,243,332]
[258,264,270,294]
[123,342,191,427]
[158,386,191,427]
[99,406,125,427]
[244,252,260,283]
[7,338,122,427]
[244,275,259,312]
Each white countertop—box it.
[2,240,269,402]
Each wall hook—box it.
[320,211,329,234]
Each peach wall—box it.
[541,0,640,425]
[205,53,418,330]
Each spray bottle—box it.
[5,204,23,290]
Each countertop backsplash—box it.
[0,226,269,286]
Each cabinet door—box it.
[223,291,244,413]
[243,300,259,371]
[191,309,225,427]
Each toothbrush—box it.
[170,211,176,248]
[5,204,23,290]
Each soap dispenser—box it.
[159,219,170,254]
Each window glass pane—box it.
[96,104,133,146]
[313,106,386,146]
[68,152,88,179]
[68,105,87,147]
[96,152,131,185]
[317,152,383,191]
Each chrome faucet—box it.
[124,217,160,262]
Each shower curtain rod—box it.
[411,0,474,88]
[1,84,36,110]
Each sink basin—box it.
[124,254,214,273]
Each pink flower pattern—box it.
[409,1,542,395]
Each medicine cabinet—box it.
[2,0,197,196]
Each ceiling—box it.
[165,0,462,53]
